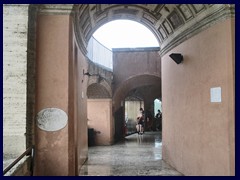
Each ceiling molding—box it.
[37,4,235,56]
[38,4,73,15]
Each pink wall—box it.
[87,99,113,145]
[68,21,89,175]
[33,13,234,176]
[162,18,235,176]
[35,14,89,176]
[35,15,70,175]
[75,46,88,174]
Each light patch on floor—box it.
[79,132,183,176]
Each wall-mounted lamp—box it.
[83,69,103,83]
[83,72,100,77]
[169,53,183,64]
[83,72,92,76]
[83,69,100,77]
[82,70,93,83]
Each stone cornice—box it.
[72,5,88,55]
[38,4,73,15]
[70,4,234,57]
[112,47,160,52]
[160,4,235,56]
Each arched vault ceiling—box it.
[37,4,234,55]
[113,74,161,101]
[87,83,111,99]
[126,85,161,101]
[73,4,234,55]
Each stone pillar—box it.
[34,6,72,176]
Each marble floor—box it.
[79,131,183,176]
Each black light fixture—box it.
[82,70,92,83]
[84,72,100,77]
[83,72,92,76]
[83,69,103,83]
[83,70,100,77]
[169,53,183,64]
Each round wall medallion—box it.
[36,108,68,132]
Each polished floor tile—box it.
[79,132,183,176]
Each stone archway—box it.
[113,74,161,140]
[71,4,235,176]
[72,4,232,56]
[3,3,235,176]
[15,4,234,176]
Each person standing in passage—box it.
[155,109,162,131]
[136,108,145,134]
[139,108,145,133]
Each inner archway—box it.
[85,17,162,146]
[19,4,233,176]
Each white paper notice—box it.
[210,87,221,103]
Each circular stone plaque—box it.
[36,108,68,132]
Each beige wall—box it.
[87,99,113,145]
[162,18,235,176]
[112,50,161,139]
[3,4,29,158]
[112,50,161,111]
[113,49,161,91]
[34,15,70,176]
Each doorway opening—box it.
[86,19,161,143]
[124,96,144,135]
[154,98,162,132]
[84,18,162,175]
